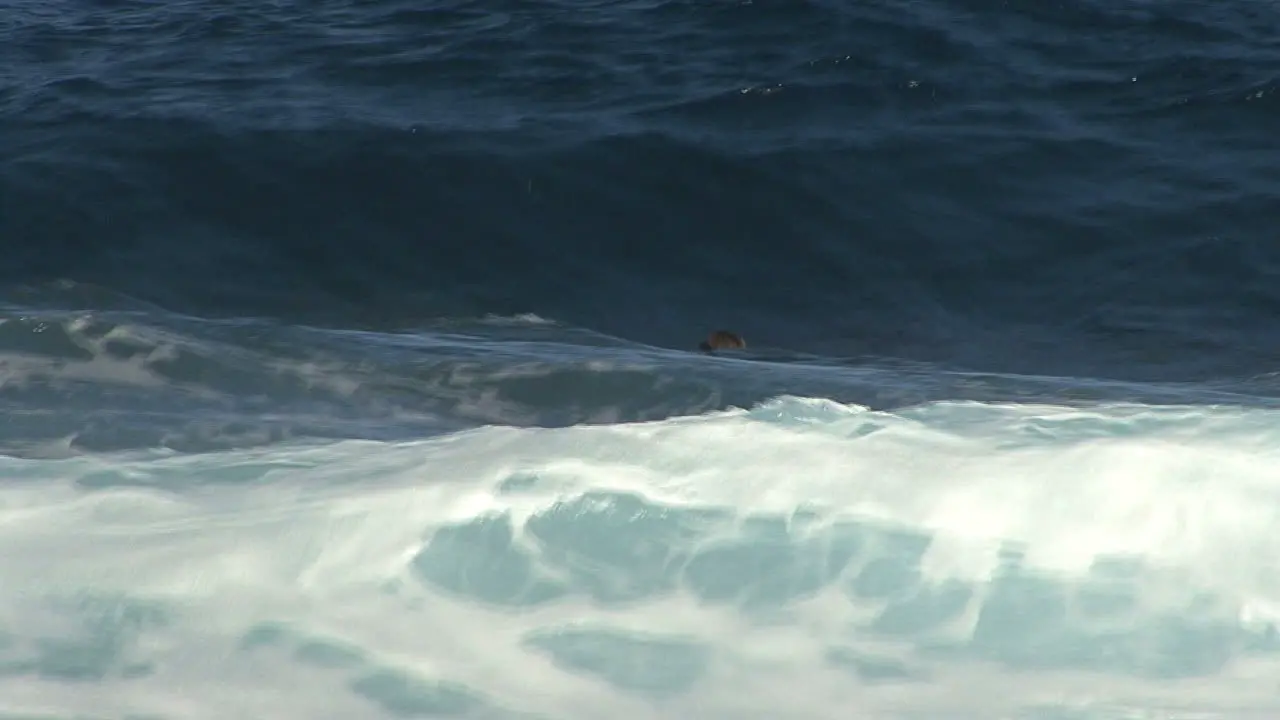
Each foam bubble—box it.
[1,396,1279,719]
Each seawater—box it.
[4,0,1280,717]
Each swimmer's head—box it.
[698,330,746,352]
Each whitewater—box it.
[3,312,1280,720]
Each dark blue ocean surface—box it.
[2,0,1280,454]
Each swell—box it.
[5,119,1280,380]
[2,0,1279,380]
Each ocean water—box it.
[3,0,1280,718]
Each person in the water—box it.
[698,330,746,352]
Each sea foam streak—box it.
[1,396,1279,719]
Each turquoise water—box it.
[3,396,1278,719]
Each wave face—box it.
[3,0,1280,717]
[3,0,1280,380]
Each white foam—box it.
[478,313,557,326]
[1,396,1279,719]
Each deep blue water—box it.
[3,0,1280,455]
[5,0,1279,380]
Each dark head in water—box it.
[698,330,746,352]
